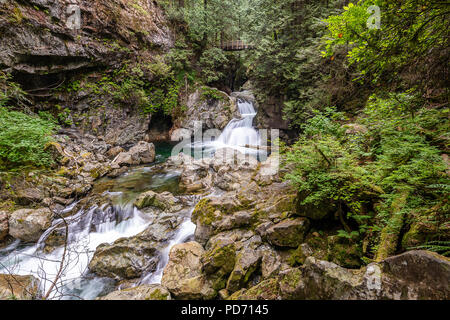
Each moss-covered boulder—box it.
[99,284,171,300]
[226,248,261,293]
[89,238,159,280]
[202,240,236,291]
[228,278,280,300]
[264,218,310,248]
[134,191,182,212]
[327,236,363,268]
[161,242,216,300]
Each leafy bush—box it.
[199,48,228,84]
[282,94,449,254]
[0,108,57,168]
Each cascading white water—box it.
[192,96,263,157]
[217,99,260,147]
[0,98,264,300]
[0,201,150,300]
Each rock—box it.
[291,250,450,300]
[161,242,216,300]
[228,278,280,300]
[174,88,239,133]
[113,142,155,166]
[134,191,182,212]
[99,284,171,300]
[89,238,159,280]
[15,188,44,205]
[106,146,125,159]
[128,141,156,164]
[0,274,40,300]
[264,218,310,248]
[9,208,53,242]
[296,191,336,220]
[226,248,262,293]
[260,245,282,278]
[0,211,8,241]
[279,268,304,299]
[202,240,236,291]
[288,243,314,266]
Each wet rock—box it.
[0,211,8,241]
[113,142,155,166]
[134,191,182,212]
[99,284,171,300]
[89,238,159,280]
[9,208,53,242]
[264,218,310,248]
[128,141,156,164]
[0,274,41,300]
[161,242,216,300]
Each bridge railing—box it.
[219,40,254,51]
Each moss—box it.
[192,198,217,226]
[147,289,169,300]
[327,236,363,268]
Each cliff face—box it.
[0,0,175,146]
[0,0,173,76]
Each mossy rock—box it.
[327,235,363,268]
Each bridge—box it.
[219,40,254,51]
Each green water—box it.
[92,141,181,204]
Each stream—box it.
[0,95,261,300]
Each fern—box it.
[409,241,450,257]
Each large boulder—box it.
[226,248,261,293]
[161,242,216,300]
[263,218,310,248]
[134,191,182,212]
[0,274,40,300]
[113,142,155,166]
[9,208,53,242]
[0,211,8,241]
[99,284,171,300]
[89,238,159,280]
[293,250,450,300]
[202,240,236,291]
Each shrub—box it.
[0,108,57,168]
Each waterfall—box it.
[217,99,260,147]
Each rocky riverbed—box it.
[1,144,449,300]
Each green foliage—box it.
[199,48,229,84]
[61,57,183,116]
[0,72,29,108]
[0,108,57,168]
[323,0,450,91]
[409,241,450,257]
[283,94,449,251]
